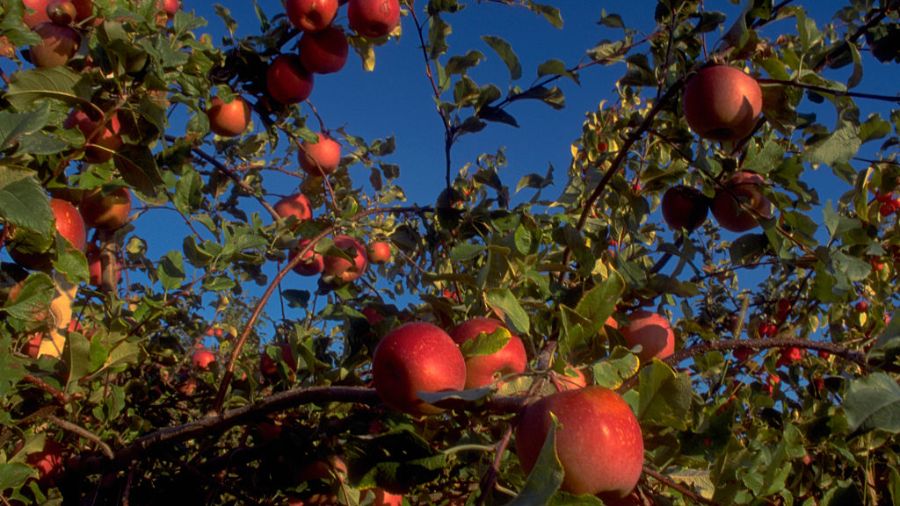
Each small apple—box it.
[372,322,467,414]
[298,26,349,74]
[621,310,675,362]
[285,0,338,32]
[158,0,179,18]
[776,346,804,367]
[259,342,297,377]
[63,109,123,164]
[855,300,869,312]
[79,187,131,230]
[192,348,215,370]
[323,235,368,283]
[348,0,401,39]
[275,193,313,227]
[682,65,762,142]
[775,298,792,322]
[366,241,391,264]
[711,171,772,232]
[661,185,709,231]
[361,306,384,326]
[516,387,644,496]
[47,1,77,25]
[266,55,314,105]
[26,439,64,483]
[449,317,527,389]
[206,96,251,137]
[29,22,79,68]
[290,238,324,276]
[299,132,341,176]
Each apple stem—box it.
[475,427,513,506]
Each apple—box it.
[290,238,324,276]
[23,0,53,28]
[26,439,64,482]
[48,198,87,252]
[299,132,341,176]
[260,342,297,377]
[366,241,391,265]
[298,26,348,74]
[711,171,772,232]
[29,22,79,68]
[348,0,400,38]
[552,364,588,391]
[206,96,251,137]
[79,187,131,230]
[63,109,123,164]
[192,348,215,370]
[23,333,44,358]
[661,185,709,231]
[621,310,675,362]
[372,321,467,414]
[370,489,403,506]
[361,306,384,326]
[158,0,179,18]
[777,346,804,367]
[285,0,338,32]
[266,55,314,105]
[855,300,869,312]
[86,242,121,288]
[449,317,527,389]
[47,1,77,25]
[682,65,762,142]
[275,193,313,226]
[323,235,368,283]
[516,386,644,496]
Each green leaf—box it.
[0,463,35,491]
[445,50,484,75]
[114,144,165,202]
[804,121,861,179]
[4,67,91,110]
[525,1,563,29]
[843,373,900,433]
[0,273,54,321]
[459,327,511,358]
[485,288,530,335]
[0,102,51,151]
[638,361,692,430]
[537,59,578,83]
[65,331,93,390]
[506,414,563,505]
[591,346,640,389]
[157,251,185,291]
[0,167,54,235]
[482,35,521,80]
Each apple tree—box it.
[0,0,898,504]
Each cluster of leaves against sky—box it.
[0,0,898,505]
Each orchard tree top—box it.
[0,0,898,504]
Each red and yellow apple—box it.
[206,96,251,137]
[711,171,772,232]
[29,22,79,68]
[621,310,675,362]
[285,0,338,32]
[515,387,644,496]
[372,322,467,414]
[449,317,527,389]
[299,132,341,176]
[192,348,216,370]
[274,193,313,224]
[348,0,401,39]
[79,187,131,230]
[290,238,324,276]
[661,185,709,231]
[323,235,368,283]
[683,65,762,142]
[51,198,87,252]
[63,109,123,164]
[366,240,391,264]
[298,26,349,74]
[266,55,314,105]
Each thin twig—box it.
[476,427,514,506]
[22,374,70,405]
[48,415,114,460]
[758,78,900,103]
[643,466,718,505]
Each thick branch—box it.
[22,374,70,405]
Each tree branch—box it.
[643,466,717,505]
[48,415,114,460]
[758,78,900,103]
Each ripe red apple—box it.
[299,132,341,176]
[366,241,391,264]
[777,346,804,366]
[362,306,384,325]
[266,55,314,105]
[50,198,86,252]
[47,1,77,25]
[29,22,79,68]
[323,234,368,283]
[158,0,179,18]
[23,0,53,27]
[552,364,588,391]
[516,387,644,496]
[372,322,467,414]
[621,310,675,362]
[298,26,348,74]
[86,243,121,287]
[206,96,251,137]
[348,0,401,39]
[290,238,324,276]
[192,348,215,369]
[711,171,773,232]
[449,317,527,389]
[661,185,709,231]
[285,0,338,32]
[274,193,313,225]
[370,489,403,506]
[260,342,297,377]
[64,109,123,164]
[26,439,64,482]
[682,65,762,142]
[79,187,131,230]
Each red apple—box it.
[366,241,391,264]
[372,322,467,414]
[46,1,77,25]
[64,109,123,164]
[260,342,297,377]
[285,0,338,32]
[621,310,675,362]
[275,193,313,225]
[192,348,215,370]
[158,0,179,18]
[23,0,53,27]
[362,306,384,325]
[290,238,324,276]
[777,347,804,367]
[298,26,348,74]
[682,65,762,142]
[552,364,588,391]
[86,242,121,287]
[206,96,251,137]
[516,387,644,496]
[370,489,403,506]
[299,132,341,176]
[26,439,64,482]
[29,22,79,68]
[449,317,527,389]
[711,171,772,232]
[79,187,131,230]
[266,55,314,105]
[661,185,709,231]
[50,198,86,252]
[348,0,401,39]
[323,235,368,283]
